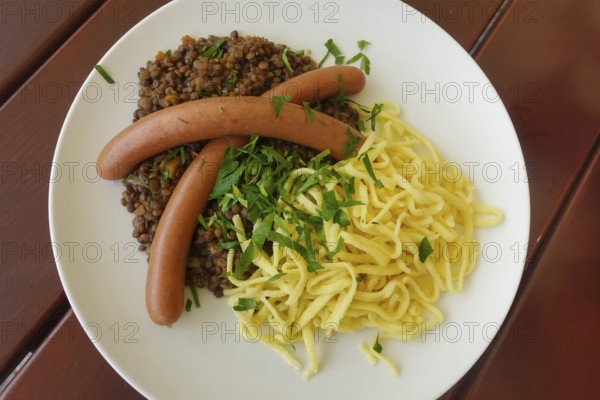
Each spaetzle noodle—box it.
[225,102,502,378]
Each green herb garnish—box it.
[94,65,115,84]
[233,298,259,311]
[165,49,172,57]
[373,333,383,353]
[346,40,371,75]
[190,285,201,309]
[122,175,157,198]
[318,38,344,67]
[282,47,294,74]
[197,213,217,230]
[368,103,384,130]
[332,74,346,107]
[185,298,192,312]
[328,237,344,259]
[303,101,314,123]
[342,126,361,158]
[219,241,240,250]
[224,70,239,89]
[419,237,434,262]
[201,37,226,58]
[272,94,292,117]
[361,152,384,189]
[267,272,287,283]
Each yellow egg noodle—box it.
[224,102,503,379]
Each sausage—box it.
[146,136,248,325]
[96,96,364,180]
[260,65,366,104]
[139,68,366,325]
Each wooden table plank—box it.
[0,1,507,399]
[450,0,600,397]
[403,0,504,50]
[0,310,144,400]
[463,145,600,399]
[0,0,171,381]
[473,0,600,248]
[0,0,106,105]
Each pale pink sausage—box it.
[96,96,364,180]
[146,136,248,325]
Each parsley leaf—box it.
[318,38,343,67]
[233,298,259,311]
[419,237,434,262]
[272,94,292,117]
[360,55,371,75]
[321,190,339,221]
[282,47,294,74]
[235,242,258,279]
[253,214,275,249]
[361,153,384,188]
[303,101,314,123]
[94,65,115,84]
[368,103,384,130]
[308,261,324,272]
[345,40,371,75]
[267,272,287,283]
[201,37,226,58]
[329,237,344,259]
[373,333,383,353]
[332,74,346,107]
[190,285,201,309]
[342,126,361,158]
[219,241,240,250]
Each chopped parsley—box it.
[94,65,115,84]
[190,285,201,309]
[368,103,384,131]
[419,237,434,262]
[233,298,259,311]
[346,40,372,75]
[373,333,383,353]
[201,37,226,58]
[207,135,363,277]
[360,152,384,188]
[267,272,287,283]
[318,38,344,67]
[342,126,361,158]
[272,94,292,117]
[303,101,314,123]
[282,47,294,74]
[224,70,238,89]
[184,298,192,312]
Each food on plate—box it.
[118,33,359,297]
[146,136,248,325]
[144,66,366,326]
[96,96,364,180]
[261,65,366,103]
[213,102,502,378]
[99,32,502,377]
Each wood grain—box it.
[0,0,105,105]
[404,0,504,50]
[0,311,145,400]
[0,0,170,382]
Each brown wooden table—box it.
[1,1,598,398]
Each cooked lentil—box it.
[121,32,359,298]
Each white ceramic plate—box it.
[49,1,529,399]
